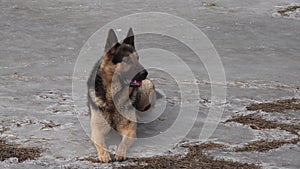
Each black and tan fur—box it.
[87,28,155,162]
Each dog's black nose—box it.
[139,69,148,79]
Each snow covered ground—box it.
[1,0,299,168]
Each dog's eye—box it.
[123,57,131,63]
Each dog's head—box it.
[103,28,147,87]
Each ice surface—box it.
[1,0,299,168]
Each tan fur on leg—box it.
[90,105,111,163]
[115,122,136,161]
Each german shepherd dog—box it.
[87,28,155,162]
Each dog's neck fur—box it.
[95,51,138,113]
[98,53,125,107]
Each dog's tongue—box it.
[131,80,142,87]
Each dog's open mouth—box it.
[130,80,142,87]
[129,69,148,87]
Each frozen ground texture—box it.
[0,0,300,168]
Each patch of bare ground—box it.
[182,141,226,149]
[225,113,300,135]
[120,143,260,169]
[246,98,300,113]
[78,156,99,163]
[0,138,41,162]
[235,138,299,152]
[80,142,259,168]
[40,120,61,130]
[202,2,217,7]
[278,6,300,16]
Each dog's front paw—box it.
[115,148,126,161]
[98,151,111,163]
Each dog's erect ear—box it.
[105,29,119,52]
[123,28,134,48]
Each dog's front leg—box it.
[92,133,110,163]
[115,121,136,161]
[90,106,111,163]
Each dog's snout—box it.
[139,69,148,78]
[132,69,148,81]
